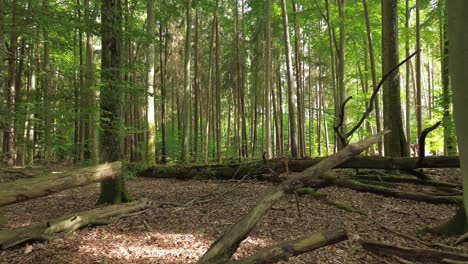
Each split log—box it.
[321,173,462,205]
[138,156,459,181]
[198,131,387,264]
[0,199,150,249]
[361,240,468,262]
[0,162,122,207]
[227,229,347,264]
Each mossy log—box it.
[361,239,468,262]
[321,173,462,205]
[138,156,459,180]
[0,162,122,207]
[198,131,387,264]
[0,199,150,249]
[227,229,347,264]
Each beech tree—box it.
[97,0,130,204]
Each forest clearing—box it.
[0,165,464,264]
[1,0,468,263]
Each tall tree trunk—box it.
[447,0,468,226]
[193,6,199,162]
[280,0,298,158]
[43,0,52,160]
[415,0,422,142]
[0,0,5,160]
[181,0,192,163]
[405,0,412,152]
[85,0,98,165]
[382,0,409,157]
[265,0,272,159]
[146,0,156,166]
[440,2,456,156]
[362,0,382,155]
[215,0,221,162]
[6,0,18,166]
[98,0,130,204]
[292,0,305,158]
[336,0,346,150]
[160,1,167,164]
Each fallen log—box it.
[138,156,459,180]
[198,131,387,264]
[227,229,347,264]
[350,174,461,189]
[320,173,462,205]
[0,199,150,249]
[361,240,468,262]
[0,162,122,207]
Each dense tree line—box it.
[0,0,458,168]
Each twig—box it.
[294,191,302,219]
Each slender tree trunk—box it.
[0,0,4,160]
[336,0,347,150]
[265,0,272,159]
[193,6,199,162]
[292,1,305,158]
[215,0,221,162]
[43,0,52,160]
[416,0,422,142]
[146,0,156,166]
[6,0,19,166]
[362,0,382,155]
[405,0,412,152]
[181,0,192,163]
[280,0,298,158]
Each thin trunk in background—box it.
[362,0,382,155]
[280,0,298,158]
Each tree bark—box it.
[0,162,122,207]
[382,0,409,157]
[264,0,272,159]
[98,0,130,204]
[181,0,192,163]
[447,0,468,223]
[280,0,298,158]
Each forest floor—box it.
[0,167,466,264]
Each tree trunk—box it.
[264,0,272,159]
[98,0,130,204]
[160,4,167,164]
[85,0,98,165]
[447,0,468,225]
[382,0,409,157]
[43,0,52,160]
[280,0,298,158]
[146,0,156,166]
[440,3,457,156]
[362,0,382,155]
[6,0,18,166]
[0,162,122,207]
[181,0,192,163]
[0,0,4,161]
[336,0,347,150]
[416,0,422,141]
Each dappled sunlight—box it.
[78,231,272,262]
